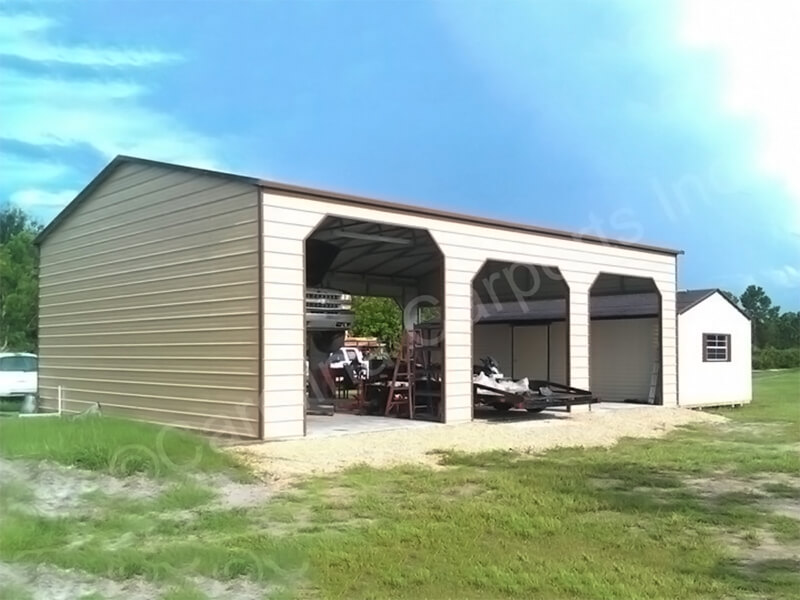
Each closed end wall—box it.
[38,163,261,437]
[590,318,659,402]
[678,294,752,407]
[472,323,567,383]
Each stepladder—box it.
[386,331,416,417]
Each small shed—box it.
[677,289,752,407]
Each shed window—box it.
[703,333,730,362]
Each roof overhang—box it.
[36,155,685,258]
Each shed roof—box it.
[677,289,750,319]
[35,155,682,256]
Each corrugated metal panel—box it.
[473,324,512,372]
[590,318,658,402]
[549,321,568,384]
[38,164,260,438]
[511,326,547,379]
[261,191,678,437]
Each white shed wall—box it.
[678,293,752,407]
[262,191,678,439]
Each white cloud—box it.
[0,8,220,219]
[767,265,800,289]
[0,13,180,67]
[678,0,800,234]
[10,188,77,210]
[0,152,70,188]
[0,68,217,166]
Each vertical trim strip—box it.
[675,255,680,406]
[256,188,265,440]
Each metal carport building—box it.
[36,156,680,439]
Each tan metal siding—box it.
[262,191,678,438]
[38,164,260,437]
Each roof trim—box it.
[35,155,683,256]
[678,288,751,320]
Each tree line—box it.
[722,287,800,369]
[0,205,40,352]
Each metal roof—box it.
[35,155,683,256]
[309,216,442,282]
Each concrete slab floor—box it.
[306,412,436,439]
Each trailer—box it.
[473,378,597,413]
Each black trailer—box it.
[474,379,598,413]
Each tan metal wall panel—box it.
[39,257,257,297]
[39,269,255,306]
[40,282,257,315]
[38,165,260,438]
[42,214,257,272]
[39,313,258,337]
[39,380,255,404]
[261,191,678,437]
[38,342,257,359]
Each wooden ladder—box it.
[385,331,415,418]
[647,322,661,405]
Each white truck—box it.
[326,346,369,378]
[0,352,38,398]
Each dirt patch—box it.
[724,529,800,572]
[763,500,800,520]
[0,458,162,517]
[0,561,275,599]
[444,483,484,499]
[320,486,357,503]
[233,406,726,483]
[0,561,159,600]
[0,457,276,516]
[200,473,274,509]
[686,473,800,519]
[189,576,275,600]
[589,477,627,490]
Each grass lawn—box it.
[1,370,798,599]
[0,416,248,478]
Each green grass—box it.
[0,584,33,600]
[0,370,798,599]
[0,416,248,479]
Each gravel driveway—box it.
[232,405,725,484]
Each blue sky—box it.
[2,0,798,308]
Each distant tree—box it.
[0,203,40,244]
[739,285,781,348]
[773,311,800,350]
[351,296,403,352]
[0,225,40,351]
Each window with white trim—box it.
[703,333,731,362]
